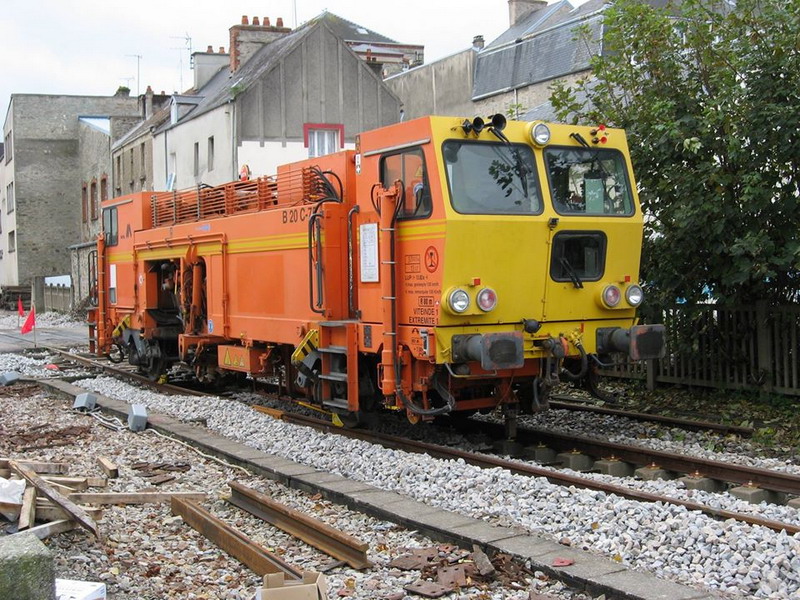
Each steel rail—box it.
[258,409,800,536]
[45,348,210,398]
[549,396,754,436]
[227,481,372,569]
[507,424,800,495]
[171,497,303,579]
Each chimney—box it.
[508,0,548,27]
[193,47,230,89]
[229,15,292,72]
[145,85,154,119]
[472,35,485,50]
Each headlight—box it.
[602,285,622,308]
[477,288,497,312]
[530,122,551,146]
[626,284,644,306]
[448,289,470,313]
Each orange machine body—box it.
[89,116,664,422]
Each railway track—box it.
[44,348,800,534]
[549,395,754,436]
[255,408,800,536]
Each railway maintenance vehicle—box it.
[88,115,665,430]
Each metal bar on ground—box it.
[171,497,303,579]
[227,481,371,569]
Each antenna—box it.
[120,76,135,90]
[293,0,297,27]
[170,33,193,92]
[125,54,142,96]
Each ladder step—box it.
[323,398,349,410]
[318,346,347,354]
[319,372,349,382]
[320,320,359,327]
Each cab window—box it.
[442,140,542,215]
[103,207,118,246]
[545,147,634,216]
[380,147,432,219]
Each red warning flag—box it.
[21,307,35,334]
[17,296,24,317]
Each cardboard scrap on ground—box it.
[55,578,106,600]
[255,572,328,600]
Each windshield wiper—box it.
[560,257,584,289]
[489,127,529,198]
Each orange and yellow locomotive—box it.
[89,115,664,427]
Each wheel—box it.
[106,343,126,364]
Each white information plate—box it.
[359,222,379,283]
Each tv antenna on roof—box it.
[125,54,142,96]
[170,33,193,91]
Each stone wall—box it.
[4,94,138,284]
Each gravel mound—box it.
[72,375,800,599]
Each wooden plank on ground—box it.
[42,476,88,491]
[0,501,21,520]
[18,487,36,530]
[96,457,118,479]
[9,460,101,541]
[171,497,303,579]
[0,459,69,474]
[68,491,206,505]
[20,519,76,540]
[36,505,103,523]
[86,477,107,488]
[227,481,371,569]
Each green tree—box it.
[550,0,800,307]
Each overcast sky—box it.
[0,0,541,121]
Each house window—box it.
[90,180,98,220]
[82,184,88,223]
[304,123,344,158]
[208,136,215,171]
[115,155,122,196]
[3,130,11,163]
[139,143,145,175]
[167,152,177,191]
[193,142,199,177]
[100,176,108,204]
[8,231,15,253]
[6,182,14,214]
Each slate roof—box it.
[473,4,604,100]
[155,11,404,132]
[112,103,171,149]
[78,117,111,135]
[487,0,574,49]
[317,11,398,44]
